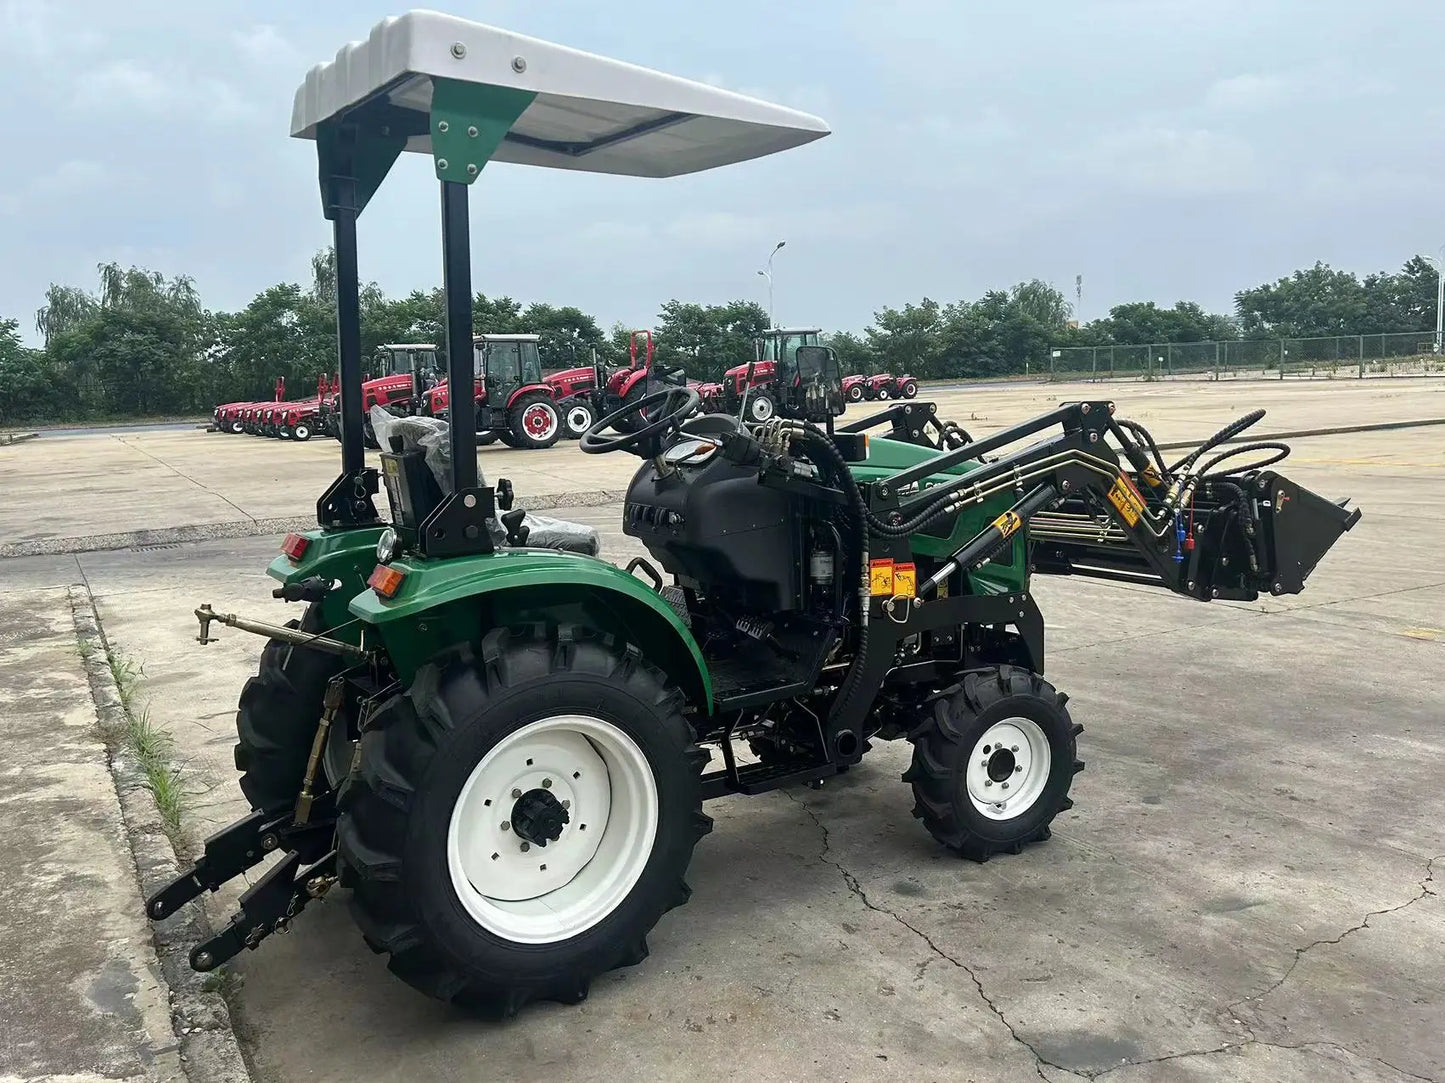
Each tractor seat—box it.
[507,512,601,557]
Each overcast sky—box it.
[3,0,1442,344]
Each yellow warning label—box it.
[991,510,1023,540]
[894,563,916,598]
[1108,475,1146,527]
[869,558,895,596]
[1140,464,1163,489]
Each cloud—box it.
[73,60,170,111]
[1204,69,1394,112]
[1069,124,1263,197]
[233,25,303,68]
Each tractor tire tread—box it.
[905,664,1079,863]
[337,623,708,1016]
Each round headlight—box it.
[376,527,402,563]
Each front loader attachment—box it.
[1032,468,1359,601]
[865,400,1358,606]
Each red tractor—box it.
[548,330,688,435]
[319,344,440,445]
[715,327,823,422]
[841,373,871,403]
[863,372,919,401]
[541,357,602,440]
[214,376,284,434]
[423,333,563,449]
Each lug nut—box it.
[500,821,510,832]
[511,788,522,799]
[1001,782,1010,789]
[1011,745,1019,752]
[520,842,531,853]
[542,778,552,789]
[561,799,571,809]
[1014,765,1022,773]
[984,780,993,787]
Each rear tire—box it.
[904,666,1081,862]
[234,605,345,816]
[900,381,918,399]
[510,393,561,449]
[846,384,864,402]
[563,401,595,440]
[338,625,711,1015]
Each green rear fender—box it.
[265,527,385,639]
[348,550,712,710]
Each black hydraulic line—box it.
[1112,418,1169,481]
[1197,442,1290,477]
[921,483,1059,596]
[439,180,478,493]
[332,203,365,476]
[1167,408,1265,475]
[881,404,1078,492]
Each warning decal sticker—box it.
[869,558,895,596]
[1107,475,1146,527]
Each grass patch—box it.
[76,636,94,661]
[101,643,189,842]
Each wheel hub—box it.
[510,787,570,846]
[965,717,1051,820]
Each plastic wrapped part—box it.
[370,405,453,492]
[515,514,601,556]
[369,405,601,555]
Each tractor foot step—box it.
[190,849,337,972]
[701,759,839,800]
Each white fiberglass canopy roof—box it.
[291,11,830,178]
[474,333,541,343]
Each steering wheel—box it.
[580,386,700,456]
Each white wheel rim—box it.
[903,384,917,398]
[447,715,657,944]
[877,388,889,400]
[966,717,1051,821]
[567,405,593,435]
[294,425,310,440]
[749,396,773,421]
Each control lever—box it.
[501,509,530,546]
[496,478,514,511]
[271,577,331,604]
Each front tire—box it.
[846,383,864,402]
[904,666,1081,861]
[745,391,775,423]
[875,387,890,401]
[338,626,711,1015]
[292,423,312,441]
[900,381,918,399]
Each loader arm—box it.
[879,400,1359,604]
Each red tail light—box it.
[281,533,310,562]
[367,564,406,599]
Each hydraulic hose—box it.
[1115,418,1170,480]
[1196,442,1290,477]
[1168,409,1266,475]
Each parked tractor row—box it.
[212,328,923,449]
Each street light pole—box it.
[1432,246,1445,354]
[756,240,786,328]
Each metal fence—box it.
[1049,332,1445,382]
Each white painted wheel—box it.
[747,393,774,422]
[965,717,1052,821]
[565,403,595,439]
[446,715,658,944]
[876,387,890,401]
[293,423,311,441]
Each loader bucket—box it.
[1255,470,1361,595]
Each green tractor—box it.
[145,12,1359,1017]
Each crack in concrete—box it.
[785,791,1442,1082]
[1228,855,1439,1017]
[782,791,1069,1082]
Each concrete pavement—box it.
[0,588,182,1082]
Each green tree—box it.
[522,302,605,370]
[823,330,877,375]
[654,299,767,379]
[1234,262,1369,337]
